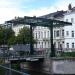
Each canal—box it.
[0,61,50,75]
[12,61,50,75]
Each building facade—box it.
[64,7,75,52]
[34,4,75,52]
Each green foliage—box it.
[8,36,16,45]
[0,27,4,45]
[0,67,6,75]
[12,63,20,69]
[16,26,35,44]
[0,26,15,45]
[5,28,15,45]
[62,52,75,57]
[0,26,36,45]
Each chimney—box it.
[68,4,72,10]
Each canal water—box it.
[0,59,50,75]
[11,61,50,75]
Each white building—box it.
[34,4,75,52]
[4,4,75,52]
[63,6,75,52]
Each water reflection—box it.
[19,61,49,75]
[0,61,49,75]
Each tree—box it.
[16,26,35,44]
[7,36,16,45]
[0,26,15,45]
[4,28,15,45]
[0,26,4,45]
[0,26,36,46]
[0,27,15,58]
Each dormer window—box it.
[71,18,74,23]
[66,19,68,22]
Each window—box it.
[39,42,40,44]
[66,43,69,48]
[72,43,74,48]
[58,42,60,49]
[66,19,68,22]
[36,43,37,48]
[36,32,37,39]
[62,30,64,37]
[45,42,46,48]
[41,32,43,38]
[38,31,40,38]
[48,41,50,47]
[56,30,59,37]
[66,31,69,36]
[72,31,74,37]
[42,42,43,48]
[44,31,46,38]
[54,30,56,37]
[54,42,56,48]
[71,18,74,23]
[62,41,64,44]
[48,31,50,38]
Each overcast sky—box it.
[0,0,75,24]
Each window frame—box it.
[56,30,60,37]
[72,43,74,48]
[72,31,74,37]
[66,43,69,48]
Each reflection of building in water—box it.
[3,4,75,52]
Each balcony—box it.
[54,36,64,40]
[43,38,50,41]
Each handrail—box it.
[0,64,29,75]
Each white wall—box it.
[64,11,75,49]
[12,24,24,36]
[33,26,50,49]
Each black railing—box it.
[0,64,29,75]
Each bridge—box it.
[6,16,72,57]
[0,49,48,63]
[4,16,72,63]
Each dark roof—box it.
[71,7,75,12]
[40,5,75,19]
[40,10,67,19]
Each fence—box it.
[0,64,29,75]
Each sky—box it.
[0,0,75,24]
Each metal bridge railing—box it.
[0,49,51,60]
[0,64,29,75]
